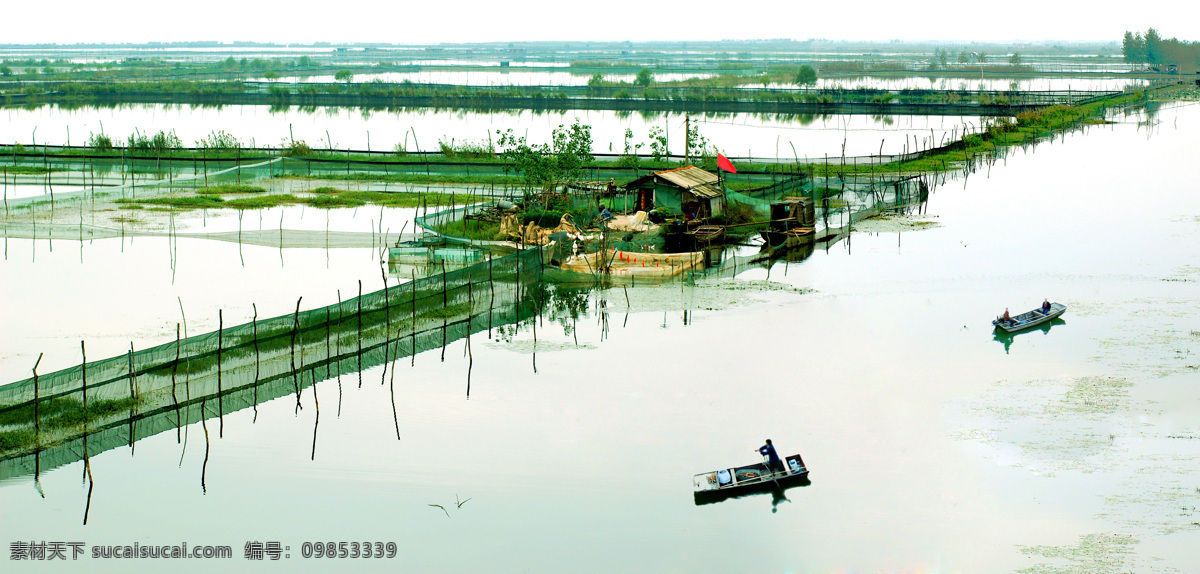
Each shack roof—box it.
[624,165,724,199]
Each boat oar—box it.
[763,454,783,489]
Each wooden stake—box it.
[291,297,304,403]
[252,304,260,381]
[411,270,417,366]
[356,280,363,384]
[127,342,136,399]
[33,353,44,434]
[172,325,180,408]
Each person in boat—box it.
[757,439,784,474]
[1042,299,1051,314]
[1002,308,1012,324]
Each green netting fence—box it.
[0,245,545,465]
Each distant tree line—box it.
[1122,28,1200,71]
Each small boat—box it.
[759,227,816,249]
[993,302,1067,333]
[561,249,704,278]
[686,225,725,245]
[759,197,816,249]
[693,454,809,505]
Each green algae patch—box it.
[1019,533,1139,574]
[196,184,267,195]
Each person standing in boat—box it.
[757,439,783,474]
[1042,299,1051,314]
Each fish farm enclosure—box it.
[2,39,1200,573]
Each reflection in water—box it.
[993,318,1066,354]
[0,172,932,526]
[0,240,807,523]
[0,258,540,480]
[694,475,813,509]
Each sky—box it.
[1,0,1195,45]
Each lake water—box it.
[1,103,982,159]
[2,101,1200,572]
[781,76,1148,92]
[252,70,716,86]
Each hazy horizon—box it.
[3,0,1193,47]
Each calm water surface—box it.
[1,103,983,158]
[1,103,1199,573]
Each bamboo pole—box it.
[33,353,44,434]
[291,297,303,404]
[172,325,180,417]
[356,280,363,386]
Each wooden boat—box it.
[992,302,1067,333]
[693,454,809,504]
[561,249,704,278]
[686,225,725,245]
[759,227,815,249]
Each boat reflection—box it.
[693,475,812,507]
[993,318,1066,354]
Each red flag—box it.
[717,153,737,174]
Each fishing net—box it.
[0,245,545,473]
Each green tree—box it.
[1008,52,1022,65]
[197,130,242,153]
[263,71,280,81]
[937,48,949,68]
[551,120,594,182]
[1144,28,1163,64]
[0,65,11,76]
[587,72,605,94]
[794,64,817,86]
[618,128,643,169]
[87,132,113,152]
[1122,31,1134,61]
[635,67,654,87]
[1122,31,1147,63]
[334,69,354,83]
[977,51,988,64]
[647,126,667,161]
[496,120,594,189]
[958,50,970,64]
[685,117,712,162]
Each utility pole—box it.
[685,115,690,164]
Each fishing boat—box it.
[561,249,704,278]
[992,302,1067,333]
[759,227,816,249]
[686,225,725,245]
[760,197,816,248]
[693,454,809,505]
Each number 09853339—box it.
[300,541,397,558]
